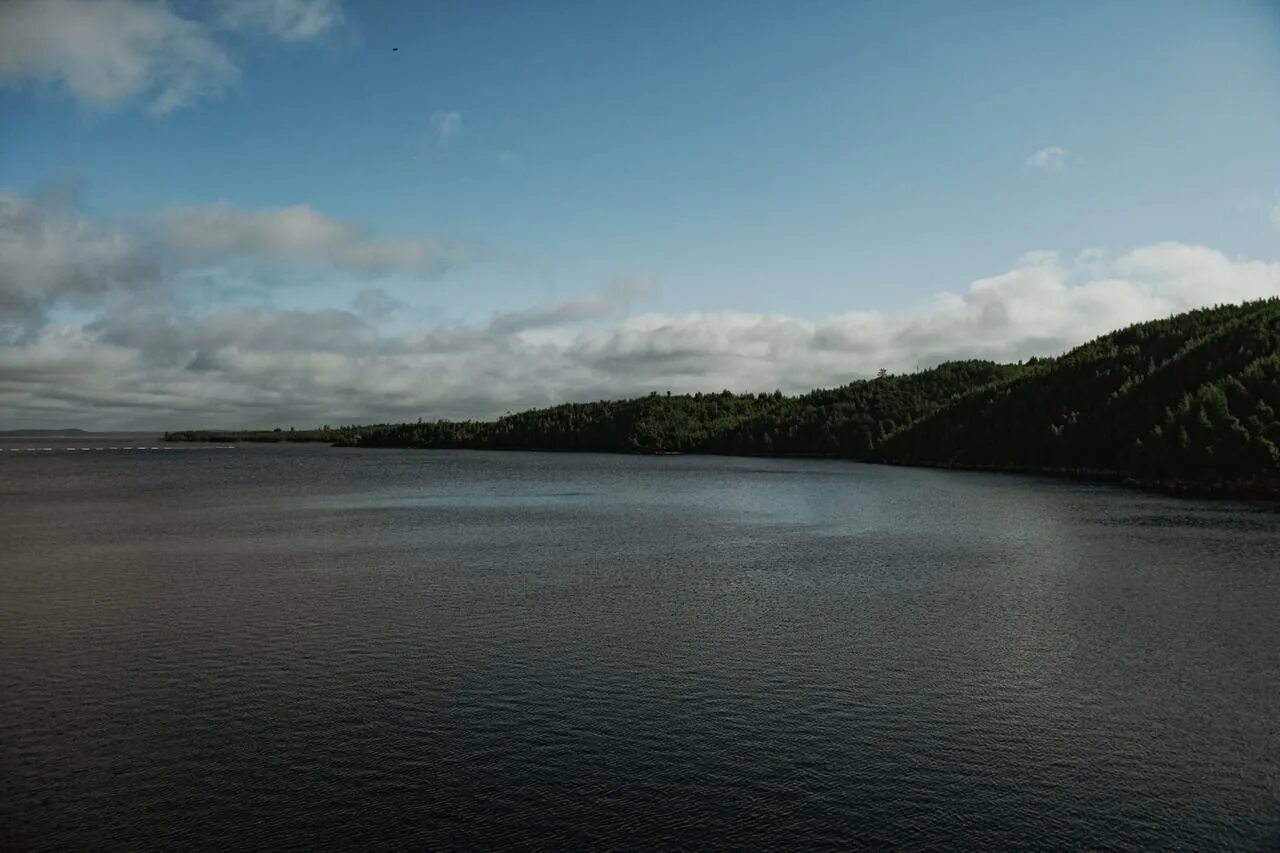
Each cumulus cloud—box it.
[161,202,460,275]
[1025,146,1068,170]
[431,111,462,147]
[0,0,340,113]
[0,0,237,114]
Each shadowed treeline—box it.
[167,298,1280,497]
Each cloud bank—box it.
[2,189,1279,429]
[0,0,341,113]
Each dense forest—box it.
[167,299,1280,496]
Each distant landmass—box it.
[167,299,1280,497]
[0,428,89,437]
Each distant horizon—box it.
[0,428,153,436]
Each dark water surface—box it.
[2,441,1278,850]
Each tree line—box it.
[166,298,1280,496]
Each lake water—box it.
[2,440,1278,850]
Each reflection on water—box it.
[2,444,1278,850]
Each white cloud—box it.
[430,111,462,147]
[1270,201,1280,231]
[161,202,460,275]
[4,189,1280,428]
[0,0,236,114]
[1025,146,1068,170]
[0,0,340,113]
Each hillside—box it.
[874,299,1280,493]
[305,359,1019,455]
[166,299,1280,496]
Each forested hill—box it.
[874,298,1280,493]
[166,299,1280,495]
[355,359,1025,456]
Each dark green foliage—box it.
[167,299,1280,496]
[317,359,1022,458]
[874,298,1280,493]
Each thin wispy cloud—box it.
[351,288,406,323]
[489,277,650,335]
[1270,201,1280,231]
[430,111,463,147]
[0,0,341,114]
[216,0,343,41]
[1025,146,1069,170]
[160,201,464,276]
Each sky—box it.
[2,0,1280,429]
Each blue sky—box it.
[2,0,1280,427]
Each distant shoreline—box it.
[0,429,90,437]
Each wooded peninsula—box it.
[166,299,1280,497]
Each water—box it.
[2,440,1278,851]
